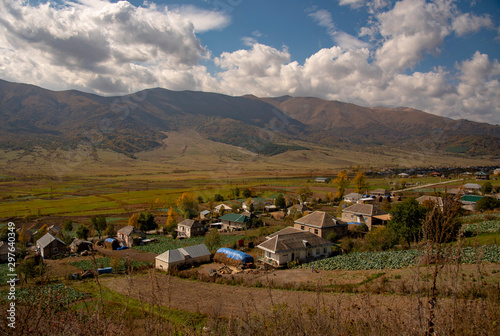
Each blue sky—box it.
[1,0,499,124]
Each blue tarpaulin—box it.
[216,247,254,263]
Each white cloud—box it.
[0,0,222,94]
[308,8,369,49]
[452,13,493,36]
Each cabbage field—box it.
[299,245,500,271]
[462,220,500,235]
[1,283,87,306]
[132,234,244,254]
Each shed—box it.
[69,239,93,253]
[104,238,120,250]
[155,244,211,271]
[36,233,67,259]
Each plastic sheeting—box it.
[216,247,254,263]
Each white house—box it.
[257,227,333,267]
[343,192,363,203]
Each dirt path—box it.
[401,179,462,192]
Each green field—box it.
[132,235,245,254]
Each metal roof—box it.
[36,233,65,248]
[155,244,210,263]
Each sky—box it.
[1,0,499,125]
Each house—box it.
[36,233,67,259]
[200,210,211,220]
[155,244,211,271]
[494,168,500,176]
[116,225,146,248]
[294,211,348,239]
[218,213,250,231]
[464,183,482,194]
[242,199,255,211]
[475,172,489,180]
[370,189,389,197]
[176,219,205,238]
[287,203,309,215]
[48,225,63,236]
[343,192,363,203]
[257,227,333,267]
[398,173,410,178]
[69,239,93,253]
[0,241,9,263]
[214,204,232,214]
[315,177,331,183]
[416,196,444,208]
[341,204,388,230]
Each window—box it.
[301,226,305,230]
[314,229,318,234]
[323,247,327,254]
[53,247,58,253]
[351,214,354,219]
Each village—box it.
[1,167,498,281]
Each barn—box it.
[155,244,211,272]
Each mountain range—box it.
[1,79,499,160]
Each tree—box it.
[166,207,178,233]
[177,192,198,219]
[365,227,397,251]
[197,196,204,204]
[381,197,392,212]
[475,196,500,211]
[213,194,224,202]
[242,188,252,198]
[326,192,334,203]
[204,228,221,251]
[388,197,426,247]
[138,211,157,232]
[63,219,73,232]
[275,194,286,209]
[128,213,139,228]
[399,179,407,189]
[326,231,338,243]
[353,172,369,193]
[76,225,90,240]
[296,186,313,203]
[90,215,107,239]
[232,187,240,198]
[104,224,116,237]
[481,182,493,195]
[333,171,349,199]
[245,197,254,212]
[18,226,30,246]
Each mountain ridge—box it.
[0,79,499,158]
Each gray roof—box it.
[294,211,345,228]
[36,233,65,248]
[258,228,332,253]
[200,210,211,215]
[343,192,363,200]
[177,219,203,228]
[117,225,144,236]
[342,204,386,216]
[416,196,444,207]
[464,183,481,189]
[156,244,210,263]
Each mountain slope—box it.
[0,79,499,158]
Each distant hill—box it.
[1,79,499,158]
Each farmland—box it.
[69,257,152,271]
[299,245,500,271]
[132,235,245,254]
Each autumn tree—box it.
[18,226,30,246]
[76,225,90,240]
[166,207,178,233]
[353,172,369,193]
[333,170,349,200]
[245,197,254,212]
[34,224,48,241]
[128,213,139,228]
[177,193,199,219]
[296,186,313,203]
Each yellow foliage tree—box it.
[333,170,349,200]
[128,213,139,229]
[177,193,198,219]
[166,207,177,231]
[353,172,369,193]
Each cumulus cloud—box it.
[0,0,226,94]
[452,13,493,36]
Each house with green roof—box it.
[218,213,250,232]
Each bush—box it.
[365,227,397,251]
[475,196,500,211]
